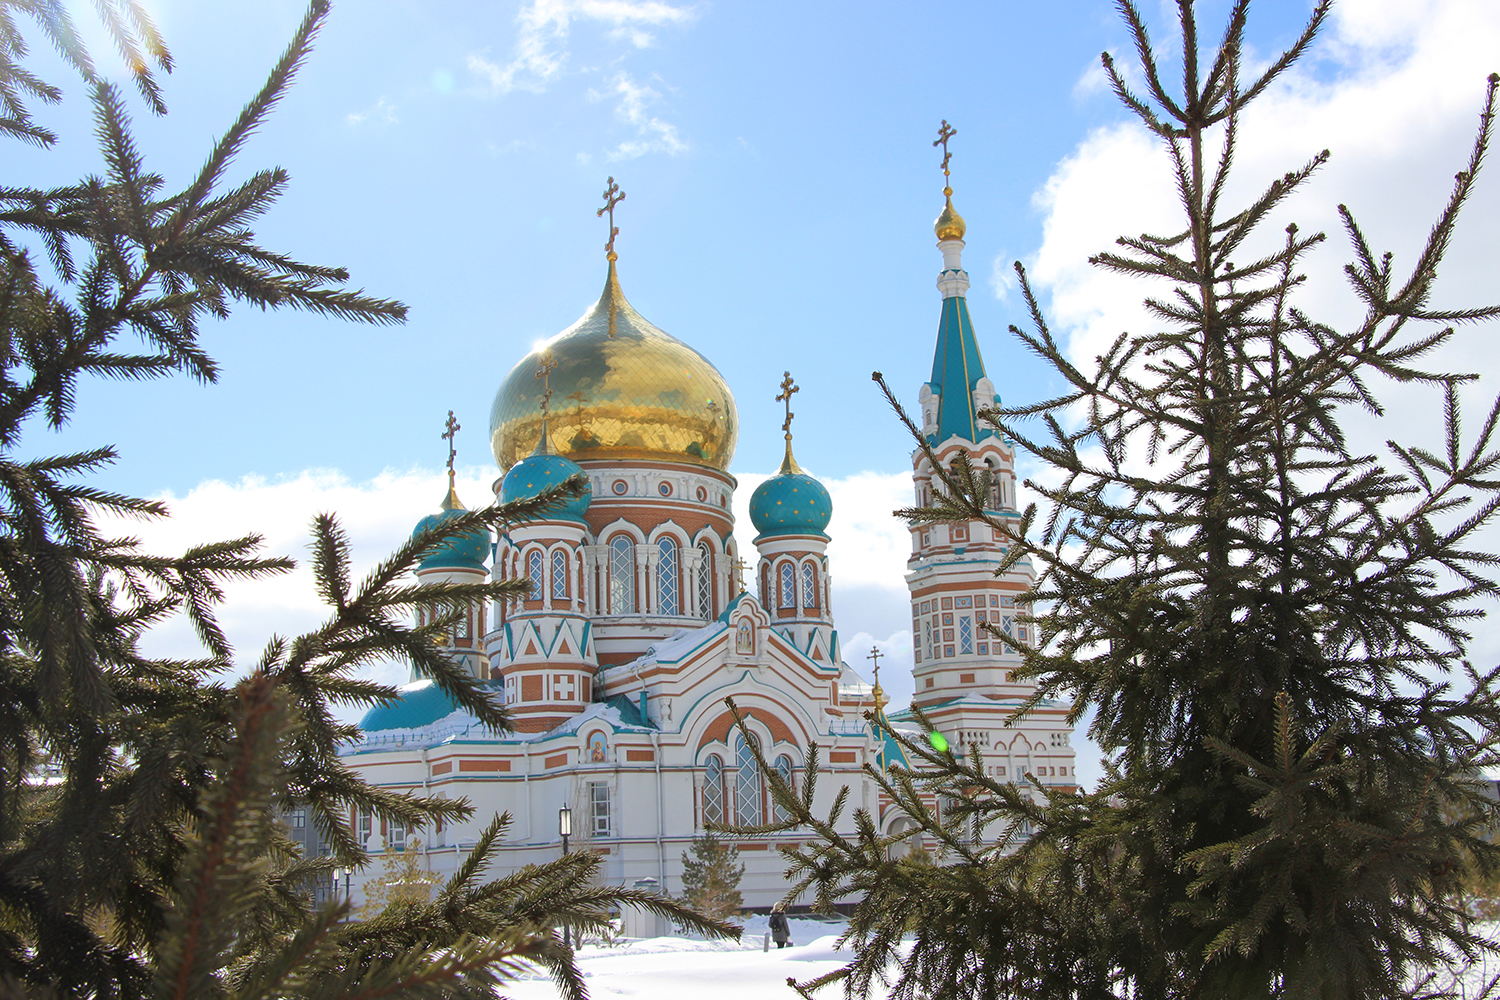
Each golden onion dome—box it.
[934,186,966,241]
[489,262,738,472]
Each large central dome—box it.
[490,263,738,472]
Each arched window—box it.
[657,537,679,616]
[697,542,714,620]
[527,550,544,598]
[801,560,817,608]
[779,562,795,609]
[773,754,794,824]
[609,536,634,614]
[551,550,568,600]
[702,755,725,827]
[735,736,762,826]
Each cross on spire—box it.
[867,646,888,714]
[775,371,803,475]
[597,176,626,261]
[533,352,557,455]
[776,371,799,441]
[441,410,461,484]
[934,119,957,193]
[731,556,749,595]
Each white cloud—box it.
[592,71,687,160]
[468,0,694,95]
[345,96,398,127]
[988,252,1015,301]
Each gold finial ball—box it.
[935,200,966,242]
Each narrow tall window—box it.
[801,560,817,608]
[527,550,543,598]
[551,550,568,600]
[589,781,611,838]
[702,755,725,826]
[735,736,762,826]
[658,537,679,615]
[960,615,973,653]
[697,542,714,619]
[773,755,794,824]
[609,536,634,614]
[779,562,795,609]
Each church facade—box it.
[341,166,1077,908]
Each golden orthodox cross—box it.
[867,645,883,686]
[775,370,799,442]
[534,352,557,421]
[934,120,957,185]
[731,556,749,594]
[597,176,626,260]
[441,410,461,482]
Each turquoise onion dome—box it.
[499,421,592,522]
[749,439,831,541]
[413,482,490,571]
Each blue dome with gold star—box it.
[412,488,491,571]
[499,444,591,522]
[749,466,831,541]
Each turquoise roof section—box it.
[927,293,999,446]
[499,451,591,522]
[718,590,752,623]
[412,507,490,571]
[877,727,911,772]
[748,470,831,541]
[359,678,498,733]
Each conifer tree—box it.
[732,3,1500,999]
[679,836,745,923]
[0,3,735,997]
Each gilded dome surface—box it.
[490,264,738,472]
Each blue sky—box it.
[14,0,1500,788]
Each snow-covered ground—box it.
[502,917,1500,999]
[503,915,893,1000]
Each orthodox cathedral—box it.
[341,146,1077,907]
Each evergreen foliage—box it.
[679,836,745,923]
[356,838,441,919]
[731,3,1500,999]
[0,3,735,997]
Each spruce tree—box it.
[732,3,1500,999]
[0,3,734,998]
[679,836,745,923]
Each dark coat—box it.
[769,911,790,943]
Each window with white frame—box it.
[735,736,762,826]
[773,754,794,824]
[779,562,795,609]
[527,550,544,598]
[658,537,679,615]
[551,549,568,599]
[697,542,714,619]
[588,781,611,838]
[609,536,634,614]
[801,561,817,607]
[702,755,725,826]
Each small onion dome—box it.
[499,450,592,522]
[934,187,966,241]
[412,487,490,571]
[749,469,832,541]
[359,678,467,732]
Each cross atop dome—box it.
[933,120,966,244]
[440,410,465,510]
[597,176,625,262]
[775,370,802,475]
[532,352,557,456]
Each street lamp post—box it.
[332,866,352,911]
[559,805,573,950]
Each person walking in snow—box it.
[769,903,791,950]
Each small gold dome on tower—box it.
[934,186,966,242]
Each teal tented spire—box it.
[926,294,996,445]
